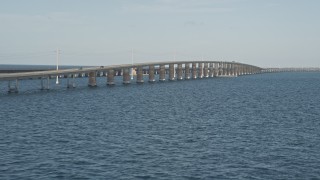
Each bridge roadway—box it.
[0,61,261,93]
[262,67,320,73]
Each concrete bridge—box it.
[262,67,320,73]
[0,61,261,93]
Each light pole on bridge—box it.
[56,48,60,85]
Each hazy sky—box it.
[0,0,319,67]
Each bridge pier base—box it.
[88,71,97,87]
[148,65,155,83]
[107,69,115,85]
[209,63,214,77]
[234,64,239,76]
[214,63,219,77]
[185,63,190,79]
[159,65,166,82]
[203,63,208,78]
[223,63,227,76]
[192,63,197,79]
[231,64,235,76]
[177,64,183,80]
[136,67,144,84]
[227,63,231,75]
[123,68,131,84]
[198,63,203,78]
[169,64,175,81]
[218,62,223,76]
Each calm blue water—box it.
[1,72,320,179]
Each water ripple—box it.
[1,73,320,179]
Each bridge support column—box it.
[159,65,166,81]
[198,63,203,78]
[177,63,183,80]
[8,79,19,93]
[234,64,238,76]
[232,64,236,76]
[218,62,223,76]
[136,67,144,84]
[214,63,219,77]
[123,68,131,84]
[185,63,190,79]
[88,71,97,87]
[226,63,231,76]
[67,74,76,88]
[148,65,155,83]
[107,69,115,85]
[223,63,227,76]
[238,65,242,75]
[242,65,246,75]
[169,64,175,81]
[244,66,248,75]
[192,63,197,79]
[203,63,208,78]
[209,63,214,77]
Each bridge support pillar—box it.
[226,63,231,76]
[203,63,208,78]
[185,63,190,79]
[198,63,203,78]
[169,64,175,81]
[148,65,155,82]
[209,63,214,77]
[218,62,223,76]
[238,65,242,76]
[88,71,97,87]
[67,74,76,88]
[223,63,227,76]
[238,65,242,75]
[123,68,131,84]
[192,63,197,79]
[214,63,219,77]
[8,79,19,93]
[242,65,245,75]
[107,69,115,85]
[234,64,238,76]
[136,67,144,84]
[232,64,235,76]
[159,65,166,81]
[177,63,183,80]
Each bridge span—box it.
[262,67,320,73]
[0,61,261,93]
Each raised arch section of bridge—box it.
[0,61,262,93]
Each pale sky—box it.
[0,0,319,67]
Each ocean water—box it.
[1,72,320,179]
